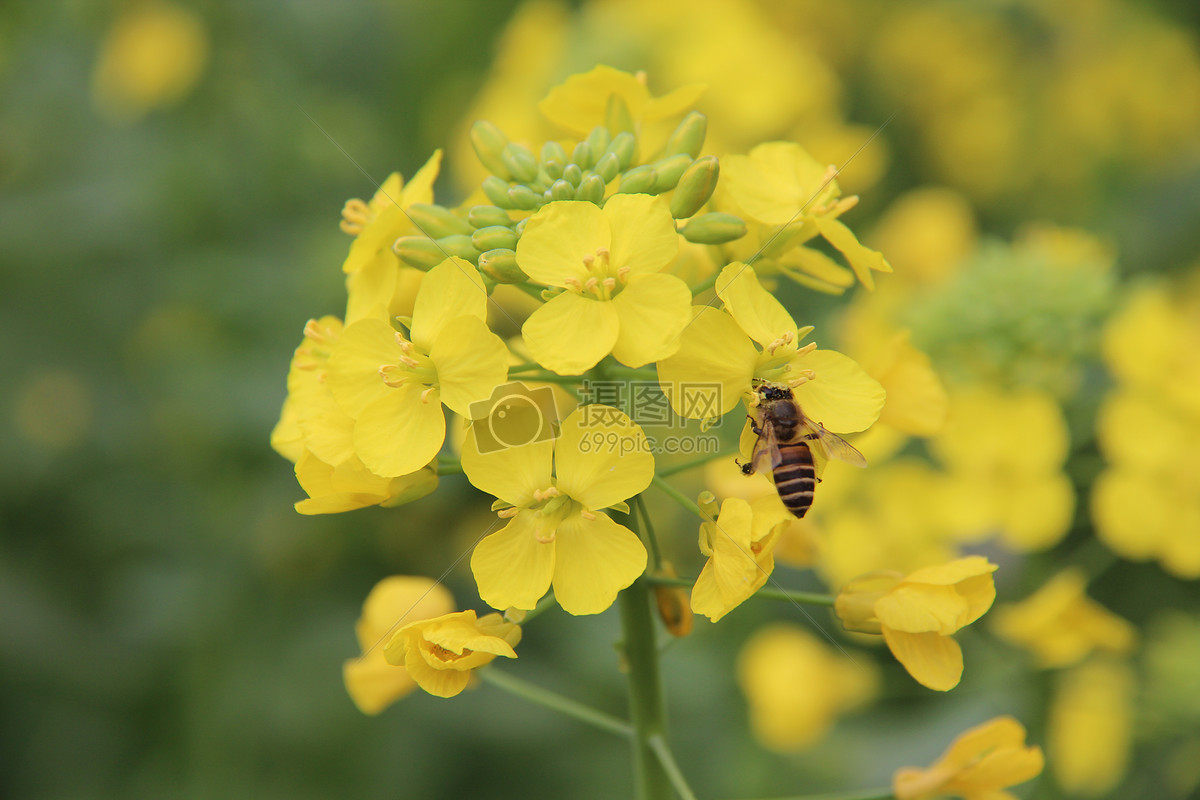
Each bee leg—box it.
[746,415,763,436]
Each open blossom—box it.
[342,576,456,714]
[517,194,691,374]
[463,407,654,615]
[836,556,998,691]
[325,258,508,478]
[893,716,1044,800]
[690,495,792,622]
[383,610,521,699]
[659,263,884,433]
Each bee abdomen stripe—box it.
[775,477,816,491]
[773,463,814,478]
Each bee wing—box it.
[803,420,868,468]
[749,419,785,474]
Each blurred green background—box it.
[3,1,1199,798]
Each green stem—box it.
[648,734,698,800]
[605,366,660,381]
[511,591,557,624]
[617,498,673,800]
[513,371,585,385]
[644,575,834,607]
[657,450,735,477]
[478,668,632,738]
[436,458,462,476]
[650,475,704,518]
[690,273,718,295]
[634,495,662,569]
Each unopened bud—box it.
[593,152,621,184]
[651,153,693,192]
[607,131,637,170]
[478,248,527,283]
[562,163,583,188]
[501,143,540,183]
[619,164,658,195]
[435,234,481,263]
[468,205,513,229]
[470,120,513,180]
[541,141,569,180]
[576,173,605,204]
[507,184,540,211]
[669,156,719,219]
[406,203,472,238]
[471,225,518,253]
[585,125,610,159]
[664,111,707,158]
[393,236,445,269]
[551,179,575,201]
[482,176,515,208]
[571,141,594,170]
[680,212,747,244]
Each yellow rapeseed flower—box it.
[659,263,884,433]
[990,568,1137,668]
[463,407,654,615]
[737,624,877,751]
[383,610,521,699]
[690,495,792,622]
[893,716,1044,800]
[325,258,508,478]
[516,194,691,374]
[836,556,997,691]
[343,576,456,714]
[1048,659,1134,797]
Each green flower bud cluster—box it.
[391,108,747,282]
[904,240,1116,397]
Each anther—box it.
[420,386,437,403]
[796,341,817,357]
[617,266,631,282]
[602,277,616,292]
[497,507,519,519]
[579,509,597,521]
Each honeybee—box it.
[741,381,867,517]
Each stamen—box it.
[582,254,595,269]
[788,369,817,387]
[340,198,372,235]
[833,196,859,214]
[379,365,409,388]
[397,354,421,368]
[563,277,583,291]
[419,386,437,404]
[579,509,596,521]
[497,507,519,519]
[795,341,817,357]
[617,266,631,282]
[532,486,561,502]
[584,277,600,295]
[602,277,616,292]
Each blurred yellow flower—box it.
[690,496,792,622]
[836,556,997,691]
[516,194,690,374]
[340,151,442,280]
[383,609,521,699]
[893,715,1044,800]
[737,624,877,751]
[325,258,508,478]
[92,1,208,121]
[1048,659,1134,797]
[343,576,456,714]
[463,407,653,615]
[991,568,1136,668]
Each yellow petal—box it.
[882,628,963,691]
[538,65,651,136]
[720,142,831,226]
[429,316,509,417]
[790,349,886,433]
[814,216,892,290]
[690,499,758,622]
[522,292,619,375]
[903,555,998,587]
[716,263,798,348]
[461,428,554,508]
[357,576,455,649]
[343,652,415,714]
[605,194,679,276]
[611,274,692,367]
[409,258,489,352]
[326,318,402,418]
[515,201,609,287]
[353,384,445,477]
[471,511,556,611]
[402,644,472,698]
[657,308,758,418]
[397,149,442,207]
[551,513,647,615]
[554,406,654,510]
[875,584,971,635]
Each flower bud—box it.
[670,156,719,219]
[468,205,513,229]
[607,131,637,170]
[478,248,527,283]
[406,203,472,238]
[470,120,512,180]
[507,184,540,210]
[606,93,634,135]
[664,111,707,158]
[593,151,621,184]
[551,179,575,201]
[393,235,446,269]
[541,140,568,179]
[501,142,540,183]
[619,164,658,194]
[562,163,583,187]
[680,212,747,244]
[471,225,518,253]
[435,234,481,263]
[651,153,693,192]
[571,140,594,170]
[482,176,514,208]
[576,173,605,204]
[585,125,610,159]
